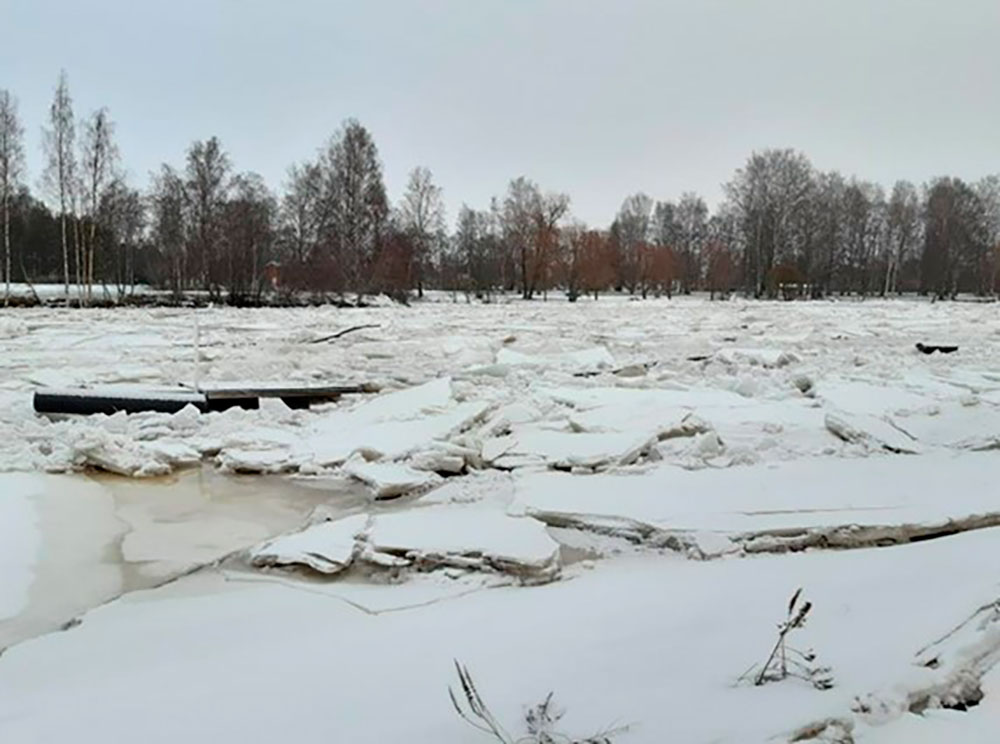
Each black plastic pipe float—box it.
[34,388,211,416]
[34,383,378,416]
[915,342,959,355]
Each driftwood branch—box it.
[309,324,380,344]
[17,257,41,305]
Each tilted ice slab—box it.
[482,426,657,470]
[511,452,1000,555]
[825,410,921,454]
[295,378,489,466]
[341,458,442,498]
[816,376,1000,453]
[368,506,561,581]
[541,385,754,413]
[816,378,942,417]
[249,515,368,574]
[540,385,749,443]
[889,400,1000,450]
[540,385,835,463]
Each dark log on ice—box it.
[308,324,380,343]
[34,388,208,416]
[916,342,959,355]
[35,382,379,416]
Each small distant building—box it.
[264,261,282,289]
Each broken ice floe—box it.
[341,457,442,499]
[250,515,368,574]
[367,508,560,583]
[296,378,489,467]
[713,347,798,368]
[217,448,293,474]
[481,427,656,471]
[510,452,1000,557]
[248,507,561,584]
[824,411,920,454]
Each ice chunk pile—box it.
[296,377,489,468]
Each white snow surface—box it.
[3,296,1000,742]
[3,526,1000,743]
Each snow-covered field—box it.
[1,295,1000,742]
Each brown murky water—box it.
[0,468,368,649]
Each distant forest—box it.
[1,73,998,306]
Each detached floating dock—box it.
[34,383,378,416]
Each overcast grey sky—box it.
[3,0,999,225]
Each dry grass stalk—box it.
[740,588,833,690]
[449,660,627,743]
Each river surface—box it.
[0,468,367,649]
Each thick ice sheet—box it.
[3,526,1000,743]
[249,515,368,574]
[511,452,1000,538]
[369,507,560,570]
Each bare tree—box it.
[318,119,388,300]
[884,181,921,294]
[501,176,541,299]
[279,162,323,268]
[724,149,813,297]
[79,108,119,302]
[41,70,76,298]
[455,204,496,299]
[0,90,25,304]
[185,137,231,297]
[99,177,144,299]
[533,191,570,299]
[974,175,1000,296]
[613,192,653,294]
[921,178,987,299]
[149,165,188,296]
[674,192,709,293]
[221,172,276,302]
[398,166,445,298]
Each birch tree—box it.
[0,90,25,304]
[397,166,444,297]
[185,137,231,297]
[79,108,119,302]
[149,165,188,296]
[279,162,323,267]
[42,70,76,298]
[884,181,920,294]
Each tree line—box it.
[1,73,998,305]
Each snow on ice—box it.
[2,296,1000,742]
